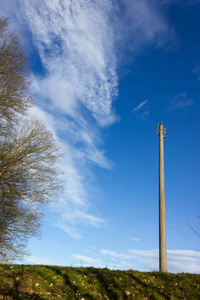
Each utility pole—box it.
[155,122,167,272]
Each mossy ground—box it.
[0,265,199,299]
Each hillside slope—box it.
[0,265,199,299]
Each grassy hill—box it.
[0,265,199,299]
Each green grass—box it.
[0,265,199,299]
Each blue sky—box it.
[1,0,200,273]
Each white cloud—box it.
[132,99,150,120]
[192,65,200,80]
[100,249,131,259]
[73,254,102,268]
[73,253,125,270]
[71,249,200,273]
[18,249,200,273]
[26,105,107,236]
[167,250,200,273]
[132,99,149,112]
[118,0,176,59]
[21,255,58,266]
[2,0,118,237]
[0,0,177,239]
[57,224,83,240]
[129,249,200,273]
[19,0,118,126]
[129,249,159,271]
[129,237,140,242]
[169,93,194,109]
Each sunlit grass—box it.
[0,265,199,299]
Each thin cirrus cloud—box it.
[129,237,140,242]
[72,249,200,272]
[132,99,150,119]
[100,249,131,259]
[129,249,200,273]
[192,65,200,79]
[11,0,118,238]
[23,249,200,272]
[23,255,58,266]
[0,0,175,238]
[169,93,194,110]
[73,255,103,268]
[72,254,123,269]
[117,0,176,62]
[132,99,149,112]
[19,0,119,127]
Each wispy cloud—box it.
[18,249,200,273]
[129,249,159,271]
[27,106,106,238]
[169,93,194,110]
[0,0,176,238]
[192,65,200,80]
[72,249,200,273]
[118,0,176,61]
[129,249,200,273]
[132,99,150,120]
[73,253,125,270]
[3,0,119,237]
[73,255,102,268]
[129,237,140,242]
[100,249,131,260]
[21,255,58,266]
[20,0,118,126]
[132,99,149,112]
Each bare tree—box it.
[0,16,62,261]
[0,17,32,126]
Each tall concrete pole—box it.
[158,122,167,272]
